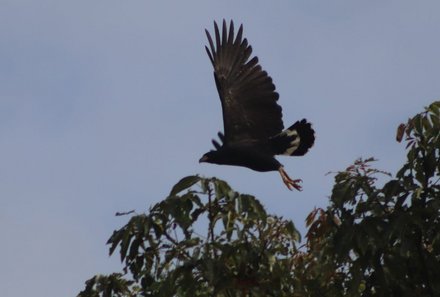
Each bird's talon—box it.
[287,179,302,191]
[279,167,303,191]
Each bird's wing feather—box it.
[205,20,283,144]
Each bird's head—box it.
[199,151,216,163]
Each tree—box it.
[78,101,440,297]
[78,176,301,297]
[294,101,440,296]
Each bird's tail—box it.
[270,119,315,156]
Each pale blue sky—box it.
[1,1,440,296]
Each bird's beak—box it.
[199,155,208,163]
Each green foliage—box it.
[296,101,440,296]
[79,101,440,297]
[79,274,138,297]
[78,176,301,297]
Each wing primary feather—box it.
[212,139,221,150]
[228,38,250,79]
[205,46,214,65]
[245,67,266,84]
[220,20,227,68]
[214,21,221,59]
[236,59,260,85]
[228,36,245,77]
[222,19,227,49]
[235,24,243,45]
[220,20,230,77]
[241,43,251,62]
[245,56,259,69]
[224,20,234,75]
[228,20,234,45]
[205,29,216,65]
[218,131,225,143]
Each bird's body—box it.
[201,141,280,172]
[199,20,315,191]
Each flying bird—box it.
[199,20,315,191]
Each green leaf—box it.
[285,221,301,242]
[120,226,132,262]
[428,101,440,116]
[108,229,124,256]
[169,175,201,196]
[423,149,437,180]
[214,178,232,198]
[422,115,432,131]
[430,113,440,130]
[413,114,423,135]
[224,211,235,241]
[415,164,426,186]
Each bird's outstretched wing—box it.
[205,20,283,144]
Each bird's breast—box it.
[220,145,280,172]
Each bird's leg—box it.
[278,166,302,191]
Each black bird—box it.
[199,20,315,191]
